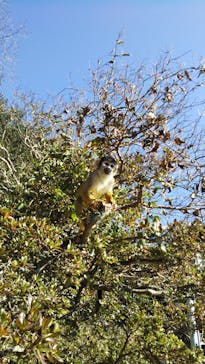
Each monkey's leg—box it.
[75,194,101,233]
[86,192,105,212]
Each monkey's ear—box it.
[95,158,101,169]
[97,157,104,168]
[96,155,107,168]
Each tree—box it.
[0,41,205,363]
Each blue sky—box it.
[3,0,205,100]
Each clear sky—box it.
[3,0,205,101]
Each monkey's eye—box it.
[103,161,115,169]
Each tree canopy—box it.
[0,42,205,363]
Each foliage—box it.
[0,42,205,363]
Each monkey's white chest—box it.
[95,174,114,195]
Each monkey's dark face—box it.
[99,156,118,176]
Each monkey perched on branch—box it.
[74,155,118,303]
[75,155,118,231]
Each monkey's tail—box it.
[74,196,83,216]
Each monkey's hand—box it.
[104,192,117,211]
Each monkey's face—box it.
[99,156,118,176]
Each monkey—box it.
[74,156,118,299]
[75,155,118,218]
